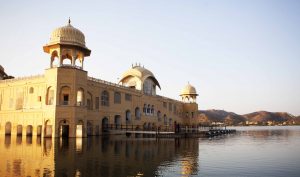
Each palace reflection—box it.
[55,136,200,177]
[1,135,200,177]
[0,136,54,177]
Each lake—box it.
[0,126,300,177]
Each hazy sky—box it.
[0,0,299,115]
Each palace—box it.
[0,20,201,137]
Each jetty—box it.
[102,124,236,138]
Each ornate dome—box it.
[119,65,161,89]
[43,19,91,56]
[180,83,198,96]
[48,22,86,48]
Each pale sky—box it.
[0,0,299,115]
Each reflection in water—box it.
[76,137,82,153]
[1,126,300,177]
[1,136,54,177]
[55,137,199,177]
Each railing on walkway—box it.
[102,124,227,134]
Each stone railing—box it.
[0,74,44,84]
[87,76,142,94]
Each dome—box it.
[180,83,198,96]
[43,20,91,55]
[49,22,86,47]
[119,65,161,89]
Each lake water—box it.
[0,126,300,177]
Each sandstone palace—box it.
[0,20,201,137]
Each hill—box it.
[198,110,298,126]
[198,109,245,125]
[244,111,295,124]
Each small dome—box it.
[180,83,198,96]
[48,22,86,48]
[119,65,161,89]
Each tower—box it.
[43,19,91,69]
[180,83,199,125]
[42,19,92,137]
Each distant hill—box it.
[244,111,295,123]
[198,110,298,126]
[198,110,245,125]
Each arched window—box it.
[135,107,141,120]
[87,92,93,110]
[143,104,146,114]
[102,117,109,132]
[77,88,84,106]
[151,105,154,115]
[191,112,194,118]
[101,90,109,106]
[114,92,121,104]
[147,104,151,115]
[157,111,161,121]
[126,110,131,123]
[51,50,59,67]
[29,87,34,94]
[60,86,71,105]
[46,87,54,105]
[143,78,156,95]
[163,114,167,125]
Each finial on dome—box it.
[68,17,71,25]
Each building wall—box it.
[0,67,199,137]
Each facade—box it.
[0,21,201,138]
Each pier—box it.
[102,124,236,138]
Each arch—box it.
[75,57,83,68]
[87,121,93,136]
[135,107,141,120]
[101,90,109,106]
[17,125,22,136]
[51,50,59,67]
[76,120,84,138]
[143,104,146,114]
[114,115,121,129]
[76,88,84,106]
[44,120,52,138]
[163,114,167,125]
[87,91,93,110]
[102,117,109,132]
[26,125,33,136]
[61,50,72,66]
[60,86,71,105]
[46,86,54,105]
[157,111,161,121]
[37,125,42,136]
[5,122,12,135]
[147,104,151,115]
[126,110,131,123]
[58,119,69,137]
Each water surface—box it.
[1,126,300,177]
